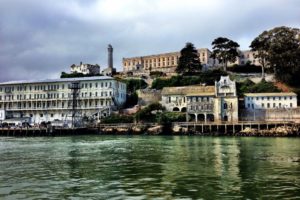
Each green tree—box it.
[249,34,269,79]
[176,42,202,74]
[211,37,240,71]
[250,26,300,85]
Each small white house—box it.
[244,92,297,109]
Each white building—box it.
[0,76,126,124]
[244,93,297,109]
[70,62,100,75]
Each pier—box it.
[0,121,299,136]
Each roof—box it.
[244,92,297,97]
[0,76,114,86]
[162,85,215,96]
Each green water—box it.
[0,136,299,199]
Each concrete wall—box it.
[239,108,300,123]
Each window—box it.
[290,103,293,107]
[256,97,259,100]
[223,103,227,109]
[51,114,54,118]
[40,114,43,117]
[273,103,276,108]
[284,97,287,100]
[267,103,270,108]
[247,103,250,108]
[279,97,281,100]
[262,103,264,108]
[290,96,292,100]
[279,103,281,108]
[262,97,264,100]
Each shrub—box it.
[60,72,103,78]
[151,69,228,89]
[227,64,262,73]
[237,79,281,96]
[122,79,148,94]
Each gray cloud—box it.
[0,0,299,81]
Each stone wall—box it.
[137,89,162,106]
[239,108,300,122]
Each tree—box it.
[211,37,240,71]
[250,31,271,79]
[250,26,300,85]
[176,42,202,74]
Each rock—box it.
[147,125,162,135]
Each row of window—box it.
[247,96,294,101]
[0,100,112,109]
[189,104,213,111]
[247,103,293,109]
[0,81,122,93]
[0,91,125,101]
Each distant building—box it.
[161,76,239,122]
[123,48,216,76]
[244,93,297,109]
[0,76,126,124]
[70,62,100,75]
[122,48,262,76]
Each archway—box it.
[198,114,205,122]
[181,107,187,112]
[207,114,214,122]
[173,107,180,112]
[188,114,196,122]
[223,115,228,121]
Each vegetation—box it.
[60,72,103,78]
[250,26,300,85]
[151,69,228,90]
[157,112,186,123]
[134,103,165,122]
[101,114,134,124]
[150,71,166,78]
[124,92,138,108]
[176,42,202,74]
[237,79,281,96]
[122,79,148,94]
[227,63,262,73]
[211,37,240,71]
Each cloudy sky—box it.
[0,0,299,82]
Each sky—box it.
[0,0,299,82]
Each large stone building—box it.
[0,76,126,125]
[122,48,261,76]
[123,48,216,76]
[161,76,239,122]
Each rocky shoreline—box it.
[99,125,300,137]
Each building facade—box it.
[70,62,100,75]
[122,48,262,76]
[161,76,239,122]
[0,76,126,124]
[123,48,216,76]
[244,93,297,109]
